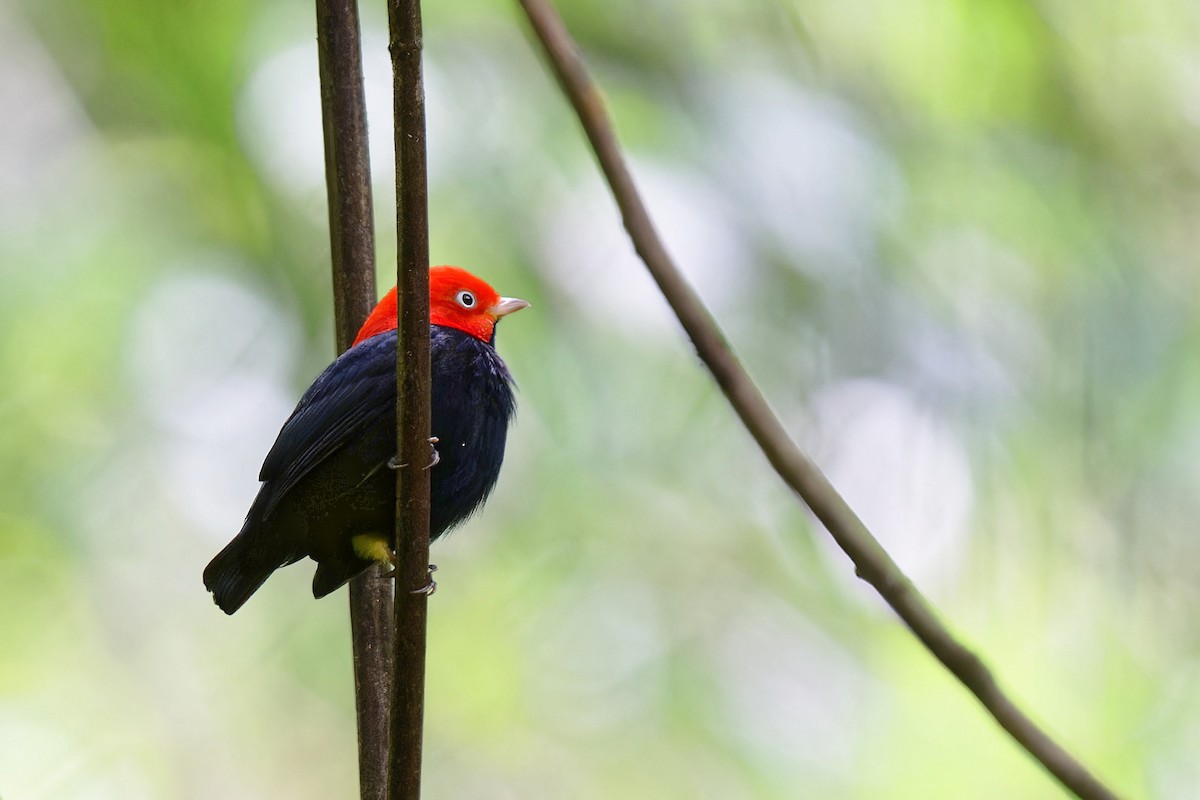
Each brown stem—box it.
[514,2,1122,799]
[386,0,432,797]
[313,2,392,798]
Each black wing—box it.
[257,331,396,518]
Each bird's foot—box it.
[410,564,438,596]
[388,437,441,471]
[378,562,436,595]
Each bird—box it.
[203,266,529,614]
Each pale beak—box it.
[488,296,530,318]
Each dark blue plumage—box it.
[203,324,517,614]
[427,327,517,537]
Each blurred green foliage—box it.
[1,0,1197,797]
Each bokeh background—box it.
[2,0,1197,797]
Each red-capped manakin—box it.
[203,267,528,614]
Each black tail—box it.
[203,526,291,615]
[311,555,372,599]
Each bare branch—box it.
[313,2,393,798]
[514,2,1122,799]
[387,0,432,796]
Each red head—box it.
[352,266,529,346]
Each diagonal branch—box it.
[387,0,432,797]
[313,2,392,798]
[514,2,1121,799]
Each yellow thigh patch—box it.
[351,533,394,565]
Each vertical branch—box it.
[387,0,431,797]
[314,1,392,798]
[317,0,377,352]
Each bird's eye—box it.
[456,290,476,309]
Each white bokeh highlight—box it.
[709,75,904,281]
[126,266,300,538]
[808,378,974,590]
[537,161,750,337]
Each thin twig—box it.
[314,2,392,798]
[514,2,1122,799]
[387,0,432,796]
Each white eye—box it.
[455,290,477,309]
